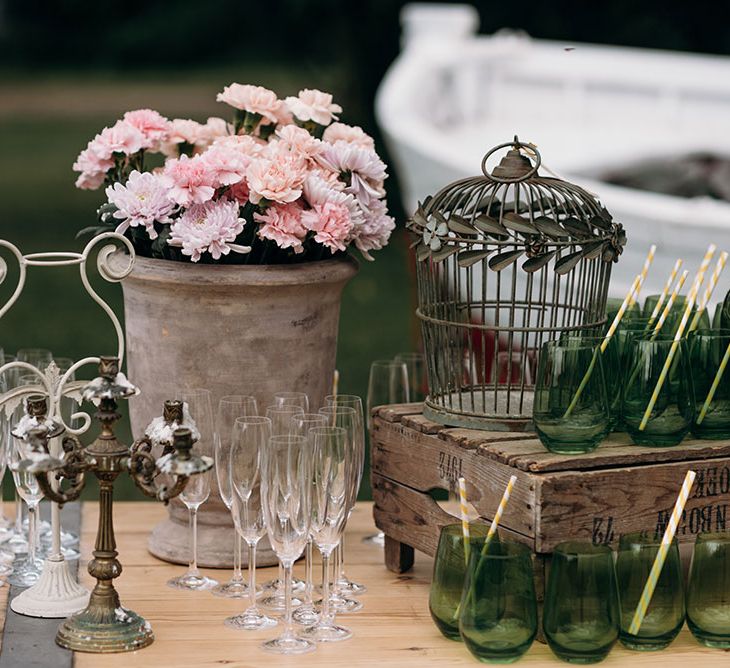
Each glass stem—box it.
[232,533,243,583]
[283,562,294,640]
[332,542,342,592]
[277,562,283,590]
[304,538,313,603]
[27,503,37,565]
[248,541,258,611]
[339,538,347,583]
[189,506,199,576]
[14,491,22,533]
[321,551,332,623]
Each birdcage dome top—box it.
[407,137,626,274]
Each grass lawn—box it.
[0,71,419,501]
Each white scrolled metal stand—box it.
[0,232,135,618]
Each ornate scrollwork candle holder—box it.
[21,356,213,653]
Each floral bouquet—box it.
[73,85,394,264]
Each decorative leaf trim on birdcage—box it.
[406,139,626,273]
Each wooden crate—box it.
[371,403,730,578]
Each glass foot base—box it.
[362,532,385,547]
[260,592,303,611]
[167,573,218,591]
[619,637,673,651]
[261,635,316,655]
[212,580,249,598]
[261,577,305,593]
[225,608,277,631]
[301,621,352,643]
[328,594,362,613]
[293,604,319,626]
[336,577,367,596]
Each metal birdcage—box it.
[407,137,626,431]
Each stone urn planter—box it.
[111,252,358,567]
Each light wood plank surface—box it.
[19,500,723,667]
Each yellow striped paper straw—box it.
[628,470,697,635]
[486,475,517,542]
[639,289,698,431]
[650,270,688,340]
[688,244,717,298]
[458,476,470,565]
[332,369,340,398]
[601,275,642,353]
[697,340,730,424]
[628,244,656,307]
[688,251,728,334]
[647,259,683,329]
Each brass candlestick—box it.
[19,356,213,653]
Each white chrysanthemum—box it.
[106,170,177,240]
[168,199,250,262]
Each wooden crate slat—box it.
[371,419,538,539]
[439,427,536,449]
[373,403,423,423]
[401,414,444,434]
[504,438,730,473]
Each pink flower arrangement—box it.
[73,84,394,264]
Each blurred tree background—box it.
[0,0,728,500]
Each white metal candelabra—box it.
[0,232,135,618]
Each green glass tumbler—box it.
[533,340,610,454]
[459,540,537,663]
[622,337,693,446]
[689,329,730,439]
[543,542,620,664]
[687,532,730,648]
[616,532,685,650]
[429,523,489,640]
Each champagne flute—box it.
[301,426,352,642]
[261,404,306,608]
[394,352,427,402]
[8,437,44,586]
[364,360,409,546]
[324,394,367,596]
[317,405,362,613]
[291,413,328,625]
[260,434,315,655]
[272,392,309,412]
[167,389,218,591]
[0,352,16,546]
[212,395,257,598]
[225,416,276,630]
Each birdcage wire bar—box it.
[408,138,624,431]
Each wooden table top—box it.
[2,501,730,666]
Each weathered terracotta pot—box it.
[112,253,358,568]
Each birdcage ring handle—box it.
[481,138,542,183]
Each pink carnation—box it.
[246,150,307,205]
[199,145,247,187]
[160,154,216,206]
[105,170,176,239]
[275,125,322,160]
[161,119,206,156]
[254,202,307,253]
[216,84,282,123]
[197,117,230,149]
[212,134,265,165]
[323,122,375,150]
[228,180,250,205]
[285,89,342,126]
[73,146,114,190]
[169,199,249,262]
[93,121,145,159]
[301,201,353,253]
[122,109,171,150]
